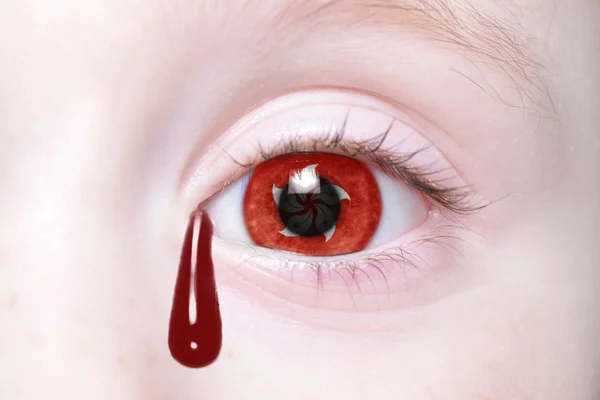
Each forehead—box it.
[157,0,549,115]
[0,0,554,124]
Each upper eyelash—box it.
[225,111,489,215]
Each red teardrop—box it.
[168,210,222,368]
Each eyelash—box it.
[229,222,470,295]
[224,112,487,216]
[210,111,488,305]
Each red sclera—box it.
[243,153,382,256]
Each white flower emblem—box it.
[272,164,350,242]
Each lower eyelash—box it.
[216,220,474,311]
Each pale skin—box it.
[0,0,599,399]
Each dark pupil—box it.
[276,178,342,238]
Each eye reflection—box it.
[244,153,382,256]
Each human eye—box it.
[185,90,486,315]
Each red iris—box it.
[243,153,382,256]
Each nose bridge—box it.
[0,2,179,395]
[0,135,160,398]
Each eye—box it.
[210,152,428,256]
[188,90,483,313]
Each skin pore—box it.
[0,0,599,399]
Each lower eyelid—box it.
[210,210,472,315]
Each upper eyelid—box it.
[181,91,487,214]
[222,110,486,215]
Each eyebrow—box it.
[287,0,554,116]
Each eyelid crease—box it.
[221,111,489,215]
